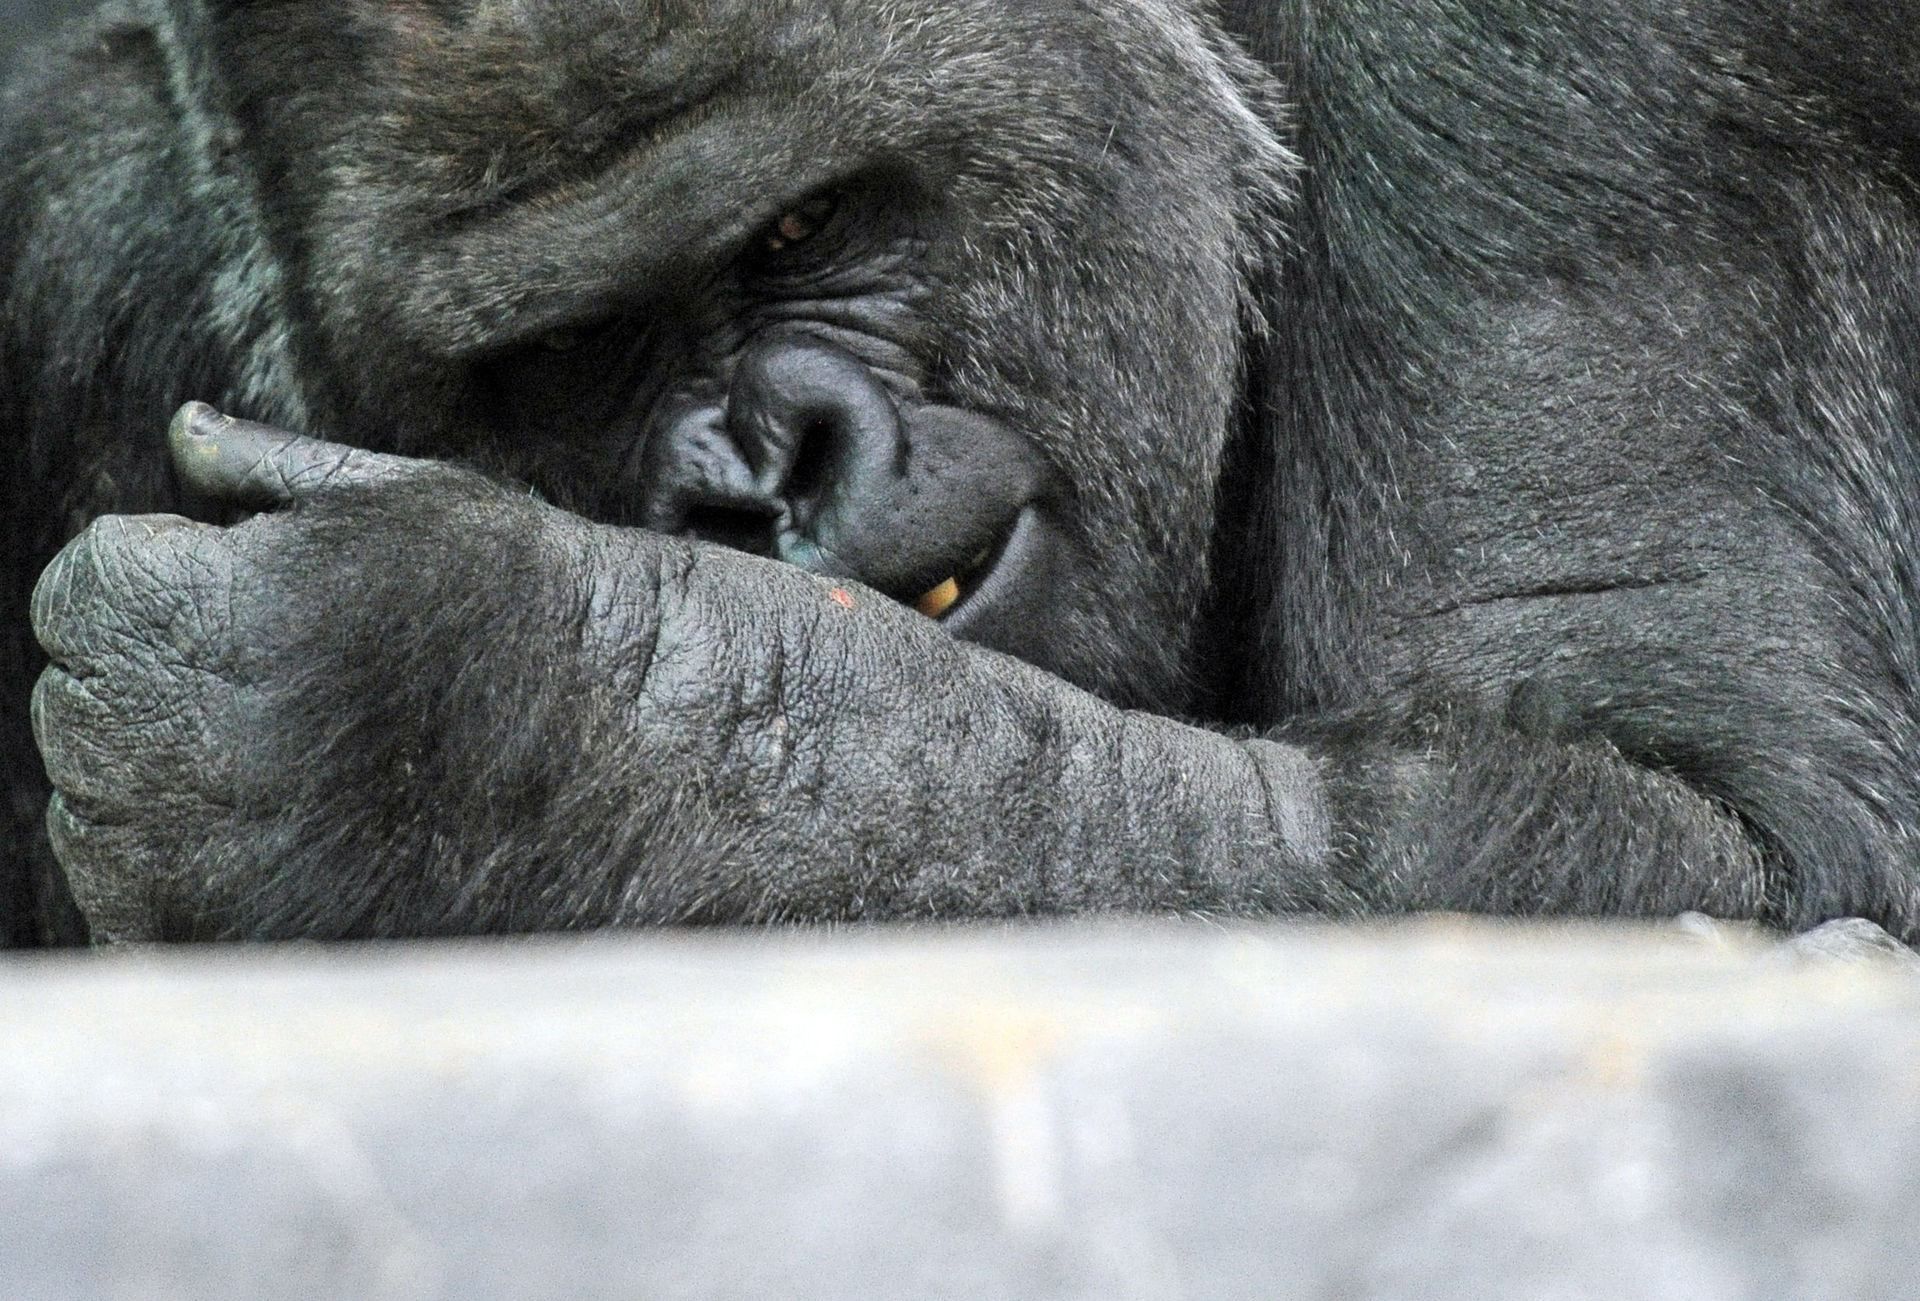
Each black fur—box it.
[6,0,1920,942]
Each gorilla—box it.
[4,0,1920,944]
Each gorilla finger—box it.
[31,666,97,787]
[46,791,163,944]
[33,661,202,794]
[32,676,136,810]
[168,401,424,508]
[31,513,206,661]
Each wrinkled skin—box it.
[10,0,1920,942]
[29,405,1766,942]
[34,410,1321,939]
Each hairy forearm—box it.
[514,526,1336,923]
[219,506,1764,933]
[567,529,1768,925]
[30,435,1774,940]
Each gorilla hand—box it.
[32,406,1341,941]
[30,406,470,939]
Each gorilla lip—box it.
[918,508,1037,624]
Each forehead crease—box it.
[368,0,1116,184]
[376,5,748,117]
[371,0,952,200]
[357,0,1146,346]
[383,0,1056,107]
[390,101,844,349]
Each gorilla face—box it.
[493,176,1065,658]
[218,0,1291,710]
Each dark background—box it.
[2,0,100,81]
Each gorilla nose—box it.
[726,334,905,547]
[639,335,901,557]
[642,332,1040,606]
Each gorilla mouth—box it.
[913,509,1025,619]
[916,508,1041,628]
[638,336,1049,630]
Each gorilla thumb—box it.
[168,402,422,511]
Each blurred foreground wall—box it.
[4,920,1918,1300]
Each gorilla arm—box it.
[30,411,1763,941]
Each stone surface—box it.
[3,919,1919,1299]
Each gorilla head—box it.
[194,0,1291,710]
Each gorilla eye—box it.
[761,195,838,254]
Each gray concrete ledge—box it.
[4,920,1919,1299]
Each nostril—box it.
[783,412,842,515]
[724,336,904,529]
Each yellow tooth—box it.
[915,577,962,619]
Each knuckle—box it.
[43,790,86,869]
[631,537,706,701]
[44,790,113,888]
[46,792,158,945]
[576,527,691,698]
[28,667,71,763]
[32,652,216,815]
[33,515,214,659]
[31,530,100,654]
[31,666,141,806]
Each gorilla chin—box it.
[7,0,1920,944]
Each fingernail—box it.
[170,401,226,440]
